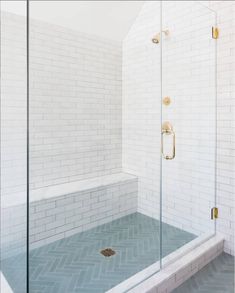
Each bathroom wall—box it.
[29,19,122,190]
[1,10,127,260]
[1,12,27,279]
[123,0,235,255]
[1,12,27,209]
[160,1,216,235]
[123,1,216,236]
[122,1,161,219]
[29,175,138,248]
[0,11,123,257]
[208,0,235,256]
[1,1,234,258]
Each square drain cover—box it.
[100,248,116,257]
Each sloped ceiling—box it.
[2,0,145,42]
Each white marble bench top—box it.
[32,172,137,202]
[2,173,137,207]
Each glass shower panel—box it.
[161,1,216,260]
[0,1,27,292]
[28,1,161,292]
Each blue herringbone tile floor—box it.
[2,212,196,293]
[173,252,234,293]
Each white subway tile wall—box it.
[161,2,216,235]
[123,1,234,254]
[29,177,137,249]
[29,19,122,190]
[209,0,235,255]
[1,0,234,260]
[123,1,216,235]
[1,12,27,258]
[122,1,162,220]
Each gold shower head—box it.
[151,30,170,44]
[152,33,160,44]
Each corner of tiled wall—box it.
[209,0,235,256]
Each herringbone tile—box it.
[173,252,234,293]
[2,212,195,293]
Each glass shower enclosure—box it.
[161,1,217,260]
[1,0,28,292]
[0,1,217,292]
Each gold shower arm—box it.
[152,30,170,44]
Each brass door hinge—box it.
[212,27,219,39]
[211,207,218,219]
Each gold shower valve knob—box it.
[163,96,171,106]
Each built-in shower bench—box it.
[29,172,138,249]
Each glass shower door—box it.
[0,1,28,292]
[161,1,217,261]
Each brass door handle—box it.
[161,121,175,160]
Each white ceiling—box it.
[1,1,145,42]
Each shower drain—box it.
[100,248,116,257]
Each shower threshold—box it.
[2,213,196,293]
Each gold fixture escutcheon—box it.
[162,121,173,133]
[163,96,171,106]
[212,27,219,39]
